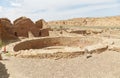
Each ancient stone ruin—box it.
[13,37,100,51]
[1,16,120,59]
[0,18,17,41]
[0,17,50,41]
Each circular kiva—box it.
[14,37,101,52]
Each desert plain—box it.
[0,16,120,78]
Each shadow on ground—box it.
[0,62,9,78]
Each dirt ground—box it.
[0,51,120,78]
[0,26,120,78]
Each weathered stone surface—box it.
[35,19,48,29]
[13,37,100,51]
[0,18,13,34]
[0,17,50,41]
[13,17,40,37]
[7,37,108,59]
[70,29,103,35]
[48,16,120,26]
[0,19,17,41]
[39,28,49,37]
[0,18,12,26]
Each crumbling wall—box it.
[70,29,103,35]
[14,37,100,51]
[13,44,108,59]
[39,28,49,37]
[13,17,40,37]
[35,19,48,29]
[0,17,50,41]
[0,19,17,41]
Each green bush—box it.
[0,40,5,48]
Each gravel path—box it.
[1,51,120,78]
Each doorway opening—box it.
[14,32,18,37]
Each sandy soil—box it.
[0,28,120,78]
[0,51,120,78]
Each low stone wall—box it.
[109,45,120,52]
[14,37,100,51]
[70,29,103,35]
[13,44,108,59]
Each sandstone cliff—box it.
[48,16,120,26]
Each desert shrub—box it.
[0,40,6,48]
[0,40,4,48]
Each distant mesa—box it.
[48,16,120,26]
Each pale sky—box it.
[0,0,120,21]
